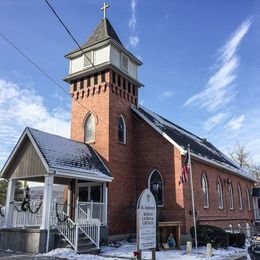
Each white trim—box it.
[246,188,251,211]
[84,113,96,143]
[121,53,128,71]
[131,106,185,154]
[227,180,234,210]
[148,169,164,207]
[191,152,256,182]
[201,172,209,209]
[83,50,94,68]
[4,179,16,227]
[238,184,243,210]
[217,177,224,209]
[132,105,256,182]
[118,115,127,144]
[0,128,50,179]
[54,170,113,182]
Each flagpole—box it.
[188,144,198,251]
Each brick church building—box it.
[63,16,256,237]
[0,13,256,252]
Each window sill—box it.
[118,141,127,145]
[86,141,95,145]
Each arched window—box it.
[227,180,234,209]
[201,173,209,208]
[84,113,95,143]
[237,184,243,210]
[217,178,224,209]
[118,115,126,144]
[148,170,163,206]
[246,188,251,210]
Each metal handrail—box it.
[77,204,101,248]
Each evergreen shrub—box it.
[190,224,229,249]
[228,232,246,248]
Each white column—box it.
[102,182,108,225]
[40,175,54,230]
[4,179,16,227]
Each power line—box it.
[44,0,100,76]
[0,32,98,119]
[44,0,136,111]
[0,32,68,97]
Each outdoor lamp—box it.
[25,186,30,198]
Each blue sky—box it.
[0,0,259,169]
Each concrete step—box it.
[77,247,100,255]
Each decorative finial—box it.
[100,2,110,19]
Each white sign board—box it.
[137,189,156,250]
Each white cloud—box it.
[203,112,229,131]
[128,0,139,48]
[185,17,252,111]
[129,0,137,30]
[225,114,245,130]
[129,35,139,48]
[0,79,70,168]
[162,91,174,98]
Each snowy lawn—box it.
[41,241,248,259]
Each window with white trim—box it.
[84,113,95,143]
[121,53,128,71]
[246,188,251,210]
[238,184,243,210]
[118,115,126,144]
[217,178,224,209]
[149,170,163,206]
[84,51,93,68]
[227,180,234,209]
[201,173,209,208]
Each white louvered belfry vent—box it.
[121,53,128,71]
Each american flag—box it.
[179,152,190,185]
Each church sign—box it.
[136,189,156,250]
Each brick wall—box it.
[69,69,255,237]
[183,158,254,233]
[133,114,186,231]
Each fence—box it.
[12,200,43,228]
[78,201,105,224]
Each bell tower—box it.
[64,5,143,235]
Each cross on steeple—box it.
[100,2,110,19]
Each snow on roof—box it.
[28,128,109,176]
[133,106,256,181]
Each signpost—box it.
[136,189,157,260]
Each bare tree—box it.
[229,142,250,168]
[229,141,260,180]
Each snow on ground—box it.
[41,241,248,260]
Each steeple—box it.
[64,10,143,108]
[83,18,123,49]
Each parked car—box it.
[248,235,260,260]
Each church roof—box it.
[132,106,255,181]
[84,18,123,48]
[28,128,110,177]
[69,18,123,55]
[0,127,111,181]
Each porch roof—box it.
[1,128,111,182]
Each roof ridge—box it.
[27,127,91,148]
[139,105,203,142]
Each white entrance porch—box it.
[0,128,112,253]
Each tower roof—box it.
[82,18,123,49]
